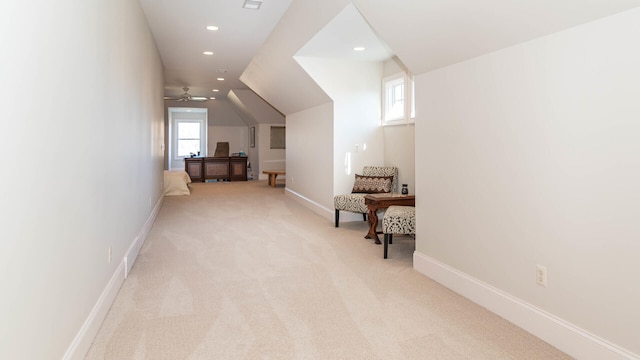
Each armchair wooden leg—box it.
[335,209,340,227]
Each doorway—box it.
[168,107,208,170]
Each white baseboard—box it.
[62,256,126,360]
[284,188,371,225]
[63,196,165,360]
[125,196,164,278]
[413,251,639,360]
[285,188,333,222]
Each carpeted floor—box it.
[85,180,572,359]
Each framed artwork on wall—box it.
[270,126,285,149]
[250,127,255,148]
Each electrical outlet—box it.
[354,144,359,152]
[108,246,112,264]
[536,264,547,287]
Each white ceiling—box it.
[140,0,640,106]
[138,0,293,99]
[139,0,397,101]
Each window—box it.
[168,107,207,170]
[385,77,404,121]
[176,121,202,157]
[382,71,415,125]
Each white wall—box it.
[225,89,285,180]
[384,124,415,193]
[256,124,287,179]
[294,57,385,221]
[0,0,165,359]
[165,98,246,127]
[286,103,335,215]
[207,126,249,156]
[415,8,640,358]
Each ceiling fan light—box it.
[163,87,209,102]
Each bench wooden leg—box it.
[384,234,392,259]
[263,171,285,187]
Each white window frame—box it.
[174,119,205,159]
[382,71,415,126]
[168,107,208,170]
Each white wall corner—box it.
[413,251,640,360]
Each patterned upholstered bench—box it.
[382,205,416,259]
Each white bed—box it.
[163,170,192,196]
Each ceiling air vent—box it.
[243,0,262,10]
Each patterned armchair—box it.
[333,166,398,227]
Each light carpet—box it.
[85,180,571,359]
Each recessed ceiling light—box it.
[243,0,262,10]
[353,46,366,51]
[206,25,219,31]
[210,97,216,100]
[217,77,224,81]
[212,89,219,92]
[203,51,214,55]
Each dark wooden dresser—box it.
[184,156,247,182]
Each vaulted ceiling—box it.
[139,0,640,115]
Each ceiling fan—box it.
[164,87,208,101]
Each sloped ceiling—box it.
[241,0,640,115]
[228,89,285,126]
[355,0,640,75]
[240,0,350,116]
